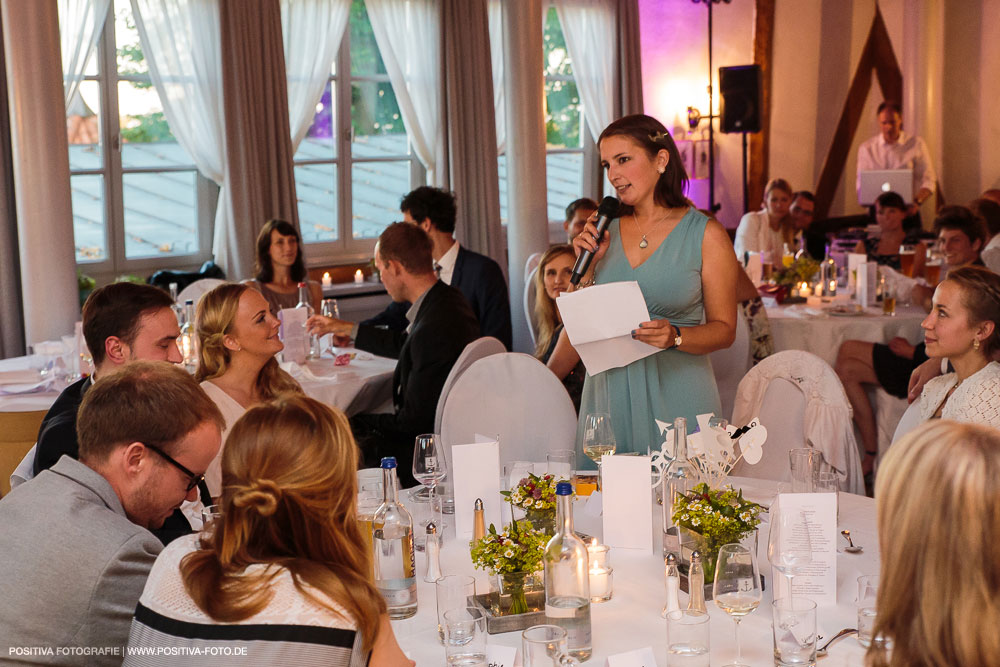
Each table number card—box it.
[600,455,653,551]
[856,262,878,307]
[605,646,658,667]
[847,253,867,292]
[772,492,838,606]
[487,644,517,667]
[451,440,501,540]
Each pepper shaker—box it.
[423,522,442,583]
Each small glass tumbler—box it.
[788,448,820,492]
[522,625,579,667]
[666,609,710,667]
[201,504,222,530]
[772,597,817,666]
[857,575,880,648]
[436,574,476,645]
[546,449,576,481]
[816,471,840,523]
[443,607,487,667]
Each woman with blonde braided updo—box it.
[917,266,1000,428]
[195,283,302,496]
[124,395,412,666]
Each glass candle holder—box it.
[589,565,613,602]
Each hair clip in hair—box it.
[648,130,670,143]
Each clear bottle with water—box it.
[168,282,184,326]
[373,457,417,619]
[179,300,197,371]
[544,482,592,661]
[295,282,320,359]
[662,417,695,554]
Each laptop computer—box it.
[858,169,913,206]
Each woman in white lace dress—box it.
[124,395,412,667]
[919,266,1000,427]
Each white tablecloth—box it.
[767,303,925,366]
[393,476,878,666]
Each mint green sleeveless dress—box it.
[576,207,722,465]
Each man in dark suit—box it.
[363,186,512,350]
[308,223,480,484]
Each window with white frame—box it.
[67,0,215,275]
[293,0,421,263]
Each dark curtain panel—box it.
[617,0,644,116]
[0,8,25,358]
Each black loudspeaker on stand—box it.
[719,64,762,214]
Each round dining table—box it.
[393,476,879,666]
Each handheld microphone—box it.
[570,196,621,285]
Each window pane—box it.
[544,7,573,78]
[296,163,339,243]
[351,81,408,157]
[122,171,198,258]
[352,160,409,239]
[71,174,107,262]
[546,153,583,222]
[68,80,102,170]
[295,80,337,161]
[118,81,194,169]
[114,0,147,77]
[545,78,582,149]
[349,0,387,76]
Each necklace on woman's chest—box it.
[631,212,671,249]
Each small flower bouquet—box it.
[500,472,563,534]
[671,482,763,580]
[470,520,548,615]
[775,256,820,287]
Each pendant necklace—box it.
[632,212,670,249]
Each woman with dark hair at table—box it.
[533,244,585,411]
[559,114,738,457]
[245,219,322,315]
[852,191,926,274]
[124,395,413,666]
[195,283,302,496]
[870,419,1000,666]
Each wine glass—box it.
[767,501,813,602]
[713,543,762,667]
[581,413,616,491]
[412,433,447,533]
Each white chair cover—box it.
[873,386,908,465]
[434,337,507,434]
[709,310,751,422]
[9,443,36,490]
[176,278,226,306]
[524,265,539,348]
[524,252,543,276]
[731,350,865,495]
[439,353,577,473]
[891,400,922,446]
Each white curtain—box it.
[280,0,351,150]
[552,0,616,143]
[488,0,505,154]
[130,0,230,267]
[59,0,112,107]
[365,0,442,184]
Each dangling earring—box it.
[973,338,981,351]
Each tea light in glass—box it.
[321,271,332,287]
[354,269,364,284]
[587,540,610,569]
[589,564,613,602]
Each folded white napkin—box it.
[0,369,42,386]
[783,305,825,318]
[281,360,358,382]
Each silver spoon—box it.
[817,627,857,657]
[841,529,863,553]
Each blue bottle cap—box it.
[556,482,573,495]
[380,457,397,469]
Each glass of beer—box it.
[761,251,774,283]
[925,260,942,287]
[898,244,916,277]
[882,283,897,316]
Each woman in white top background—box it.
[733,177,794,263]
[919,266,1000,427]
[195,283,302,496]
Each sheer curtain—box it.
[552,0,616,142]
[130,0,229,267]
[280,0,350,150]
[59,0,111,106]
[366,0,443,184]
[488,0,505,154]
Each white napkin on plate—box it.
[0,370,42,386]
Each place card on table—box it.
[278,308,308,364]
[771,492,838,606]
[451,439,501,540]
[486,644,517,667]
[605,646,658,667]
[856,262,878,307]
[600,455,653,552]
[847,253,867,292]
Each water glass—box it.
[546,449,575,481]
[522,625,579,666]
[772,597,817,666]
[61,334,81,382]
[788,449,820,492]
[857,575,881,648]
[200,504,222,530]
[320,298,340,319]
[666,609,710,667]
[444,607,487,666]
[816,471,839,523]
[436,576,477,644]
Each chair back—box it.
[176,278,226,306]
[709,310,751,421]
[439,353,577,474]
[731,378,805,482]
[891,400,922,446]
[10,444,36,491]
[524,265,539,348]
[0,410,45,497]
[434,337,507,434]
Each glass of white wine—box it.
[581,413,616,491]
[713,543,762,667]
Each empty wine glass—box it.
[582,413,616,491]
[413,434,447,535]
[713,543,762,667]
[767,500,813,602]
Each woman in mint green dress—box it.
[556,114,739,463]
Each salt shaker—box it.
[687,550,707,613]
[423,522,442,583]
[661,552,681,618]
[473,498,486,541]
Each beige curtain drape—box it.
[441,0,504,268]
[218,0,298,281]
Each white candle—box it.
[321,272,332,287]
[589,565,613,602]
[354,269,364,284]
[800,283,812,297]
[828,279,837,295]
[587,541,610,569]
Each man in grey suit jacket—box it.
[0,363,223,665]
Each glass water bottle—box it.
[544,482,592,661]
[373,457,417,619]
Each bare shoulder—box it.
[702,217,736,253]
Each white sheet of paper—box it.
[601,455,653,552]
[487,644,517,667]
[278,308,308,364]
[857,262,878,307]
[772,493,838,606]
[606,646,658,667]
[556,281,659,375]
[452,441,502,540]
[847,253,867,291]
